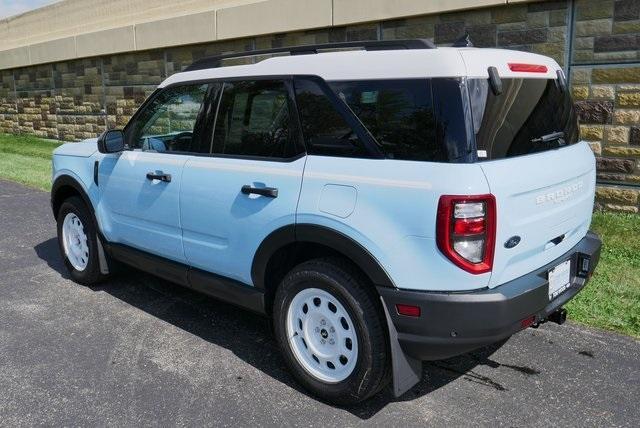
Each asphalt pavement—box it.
[0,178,638,427]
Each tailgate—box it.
[480,142,596,288]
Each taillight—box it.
[436,194,496,274]
[508,63,548,73]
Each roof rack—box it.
[184,39,436,72]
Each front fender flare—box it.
[51,174,95,219]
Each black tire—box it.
[273,257,391,404]
[56,196,109,285]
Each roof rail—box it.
[184,39,436,72]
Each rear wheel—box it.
[273,258,390,404]
[56,196,109,285]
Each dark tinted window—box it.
[126,84,211,153]
[469,78,579,160]
[211,80,299,158]
[329,79,440,161]
[432,78,474,162]
[294,78,370,158]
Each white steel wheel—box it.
[61,212,89,271]
[286,287,359,383]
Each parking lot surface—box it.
[1,179,639,427]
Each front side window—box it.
[328,79,439,161]
[211,80,299,159]
[126,84,211,153]
[468,78,579,160]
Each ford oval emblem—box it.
[504,236,521,249]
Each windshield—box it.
[468,78,579,160]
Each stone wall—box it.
[0,0,639,212]
[569,0,640,212]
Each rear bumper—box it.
[379,231,602,361]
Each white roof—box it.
[159,47,562,88]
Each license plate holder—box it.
[548,259,571,300]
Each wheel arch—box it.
[252,224,396,312]
[51,174,95,220]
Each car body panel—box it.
[53,138,99,158]
[97,150,189,263]
[296,155,493,292]
[479,141,596,288]
[180,155,306,285]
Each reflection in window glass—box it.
[212,80,297,158]
[294,79,369,158]
[127,84,209,153]
[469,78,578,160]
[328,79,439,161]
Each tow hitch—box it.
[530,307,568,328]
[548,308,567,325]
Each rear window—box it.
[468,78,579,160]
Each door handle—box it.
[146,172,172,183]
[241,185,278,198]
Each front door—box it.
[180,79,306,285]
[98,83,213,263]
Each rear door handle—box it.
[241,185,278,198]
[146,172,172,182]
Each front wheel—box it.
[56,196,109,285]
[273,258,390,404]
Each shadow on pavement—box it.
[34,237,510,419]
[34,237,70,280]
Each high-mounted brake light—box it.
[508,63,548,73]
[436,194,496,274]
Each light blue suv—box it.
[51,40,602,403]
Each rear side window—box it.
[328,79,440,161]
[468,78,579,160]
[294,79,370,158]
[211,80,299,159]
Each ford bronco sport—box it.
[51,39,602,404]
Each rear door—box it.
[467,76,596,288]
[180,78,306,285]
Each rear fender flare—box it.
[251,224,395,290]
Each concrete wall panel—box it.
[333,0,505,26]
[216,0,332,40]
[28,37,76,66]
[136,11,217,51]
[76,26,136,58]
[0,46,30,70]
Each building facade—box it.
[0,0,639,211]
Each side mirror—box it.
[98,130,125,154]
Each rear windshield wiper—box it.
[531,131,565,144]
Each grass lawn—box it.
[0,133,638,337]
[567,212,640,337]
[0,133,62,190]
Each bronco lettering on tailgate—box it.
[535,181,584,205]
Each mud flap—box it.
[380,297,422,397]
[96,234,110,275]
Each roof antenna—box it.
[453,33,474,47]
